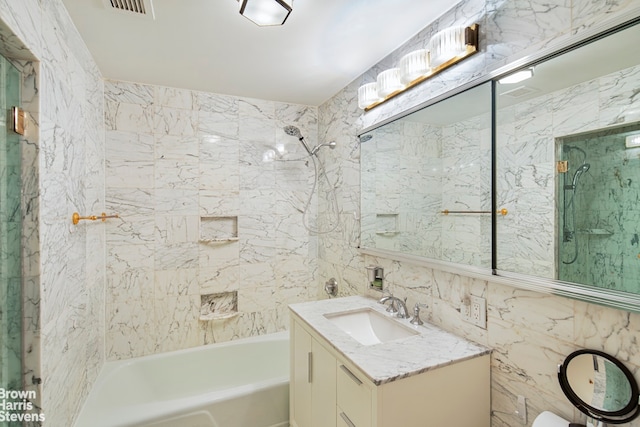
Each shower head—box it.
[571,163,591,188]
[283,125,302,139]
[577,163,590,173]
[284,125,313,155]
[350,134,373,158]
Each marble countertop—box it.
[289,295,491,386]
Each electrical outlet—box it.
[468,295,487,329]
[461,300,471,318]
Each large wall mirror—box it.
[360,82,492,269]
[360,19,640,311]
[495,22,640,291]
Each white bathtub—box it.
[74,332,290,427]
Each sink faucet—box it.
[378,291,396,313]
[378,293,410,319]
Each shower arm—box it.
[310,142,336,156]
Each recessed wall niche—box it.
[200,291,238,320]
[199,216,238,242]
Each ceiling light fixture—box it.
[498,68,534,84]
[239,0,292,26]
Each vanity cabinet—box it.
[290,311,490,427]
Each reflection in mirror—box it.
[360,82,492,268]
[557,124,640,290]
[496,23,640,291]
[558,349,640,424]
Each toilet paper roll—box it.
[532,411,571,427]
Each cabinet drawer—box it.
[337,363,371,426]
[337,406,357,427]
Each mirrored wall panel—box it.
[495,23,640,290]
[361,82,492,268]
[360,20,640,310]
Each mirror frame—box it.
[558,349,640,424]
[358,14,640,314]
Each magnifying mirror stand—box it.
[558,349,640,426]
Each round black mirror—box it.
[558,349,640,424]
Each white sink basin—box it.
[324,308,419,345]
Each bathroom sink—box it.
[323,308,419,345]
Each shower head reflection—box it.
[571,163,591,188]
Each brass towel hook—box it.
[72,212,119,225]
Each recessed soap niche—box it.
[375,213,400,236]
[200,291,238,321]
[199,216,238,242]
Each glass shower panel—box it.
[0,54,22,399]
[557,124,640,292]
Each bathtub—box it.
[74,332,289,427]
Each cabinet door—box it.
[292,321,312,427]
[311,338,336,427]
[291,319,337,427]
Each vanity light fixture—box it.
[625,133,640,149]
[498,67,534,84]
[358,24,479,111]
[429,26,467,67]
[399,49,431,85]
[239,0,292,26]
[377,68,404,97]
[358,82,381,110]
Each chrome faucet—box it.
[378,291,396,313]
[378,293,410,319]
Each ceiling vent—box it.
[102,0,155,20]
[501,85,540,98]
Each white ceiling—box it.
[61,0,459,106]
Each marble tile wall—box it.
[317,1,640,426]
[0,1,106,426]
[104,81,319,360]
